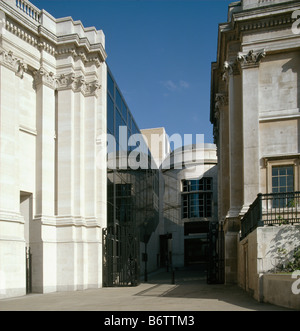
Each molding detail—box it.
[215,93,228,110]
[240,15,294,32]
[56,72,76,90]
[238,49,266,68]
[0,49,27,78]
[33,66,56,89]
[223,59,240,82]
[213,123,219,145]
[4,18,105,64]
[262,154,300,168]
[57,73,101,97]
[84,80,101,97]
[214,93,228,120]
[56,48,103,68]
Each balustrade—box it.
[15,0,41,23]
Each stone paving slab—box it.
[0,268,294,311]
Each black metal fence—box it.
[207,222,225,284]
[241,191,300,240]
[103,225,140,287]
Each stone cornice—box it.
[1,1,107,65]
[216,2,299,72]
[262,153,300,167]
[235,1,300,23]
[239,13,295,32]
[56,47,103,68]
[48,215,102,228]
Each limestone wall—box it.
[0,0,107,298]
[238,225,300,302]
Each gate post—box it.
[25,247,32,294]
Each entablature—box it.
[0,0,107,68]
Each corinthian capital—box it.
[56,72,101,97]
[33,67,56,89]
[214,93,228,120]
[83,80,102,97]
[215,93,228,110]
[237,49,266,68]
[0,49,27,78]
[57,72,76,90]
[222,59,240,82]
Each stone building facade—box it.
[162,144,218,270]
[0,0,107,298]
[210,0,300,288]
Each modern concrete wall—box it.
[162,144,218,268]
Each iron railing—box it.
[25,247,32,294]
[240,191,300,240]
[103,225,140,287]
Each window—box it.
[115,109,126,150]
[107,68,142,153]
[116,184,132,224]
[272,165,294,208]
[182,178,213,219]
[272,166,294,193]
[121,99,128,123]
[107,71,114,98]
[107,94,114,134]
[116,88,122,112]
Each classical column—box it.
[214,93,229,222]
[95,64,107,230]
[56,69,103,290]
[224,59,244,221]
[84,75,104,289]
[221,56,244,284]
[56,73,76,218]
[34,67,56,218]
[56,73,101,220]
[74,77,85,220]
[84,79,102,221]
[238,49,266,213]
[32,66,56,293]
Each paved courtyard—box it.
[0,267,294,311]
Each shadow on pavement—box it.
[137,264,293,311]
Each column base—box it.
[223,215,240,284]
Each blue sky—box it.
[31,0,233,143]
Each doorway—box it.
[159,234,172,269]
[184,238,208,266]
[20,192,33,294]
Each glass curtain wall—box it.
[104,67,159,286]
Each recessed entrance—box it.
[184,238,209,266]
[20,192,33,294]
